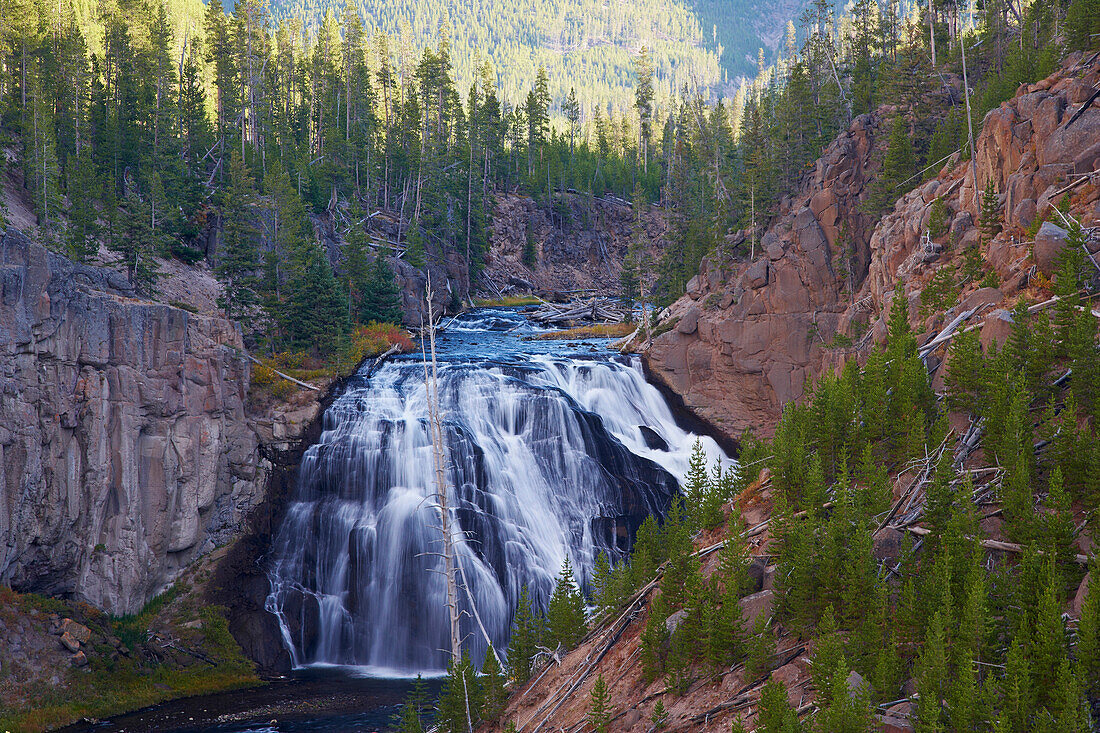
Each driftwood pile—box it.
[528,297,625,326]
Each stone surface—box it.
[665,609,688,635]
[645,55,1100,437]
[1074,572,1091,617]
[59,619,91,645]
[59,631,80,653]
[677,307,701,335]
[738,589,774,628]
[0,230,263,615]
[744,259,769,289]
[1034,221,1070,276]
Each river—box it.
[73,307,730,732]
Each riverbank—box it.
[0,550,258,733]
[55,670,441,733]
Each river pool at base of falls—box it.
[69,307,732,732]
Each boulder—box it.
[69,651,88,667]
[950,211,974,240]
[981,309,1015,352]
[1012,199,1037,229]
[1074,573,1091,617]
[1035,221,1070,276]
[878,713,915,733]
[872,527,905,563]
[771,660,804,705]
[738,590,774,628]
[745,259,769,289]
[59,631,80,653]
[639,426,670,452]
[960,287,1004,312]
[665,609,688,635]
[846,670,868,699]
[794,207,828,253]
[747,556,770,592]
[686,275,704,300]
[677,306,701,335]
[60,619,91,645]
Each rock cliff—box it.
[0,230,263,615]
[481,192,669,299]
[646,52,1100,437]
[644,111,888,436]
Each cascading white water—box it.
[265,309,730,675]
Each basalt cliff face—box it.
[644,110,888,436]
[0,230,264,615]
[646,53,1100,437]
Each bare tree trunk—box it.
[961,35,979,214]
[929,0,937,67]
[424,276,461,663]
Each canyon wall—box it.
[646,53,1100,437]
[0,230,264,615]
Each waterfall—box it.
[265,309,730,676]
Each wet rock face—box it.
[0,230,263,615]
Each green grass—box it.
[474,295,542,307]
[0,583,261,733]
[535,323,635,340]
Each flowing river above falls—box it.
[75,307,732,732]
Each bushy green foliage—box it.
[507,584,545,683]
[546,557,587,650]
[436,650,484,733]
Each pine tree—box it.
[481,646,507,721]
[547,557,586,650]
[758,677,801,733]
[650,699,668,730]
[870,116,917,213]
[282,245,351,355]
[641,593,669,682]
[588,674,611,733]
[1077,560,1100,693]
[217,150,259,319]
[915,610,947,733]
[436,650,483,733]
[660,499,697,608]
[394,674,429,733]
[979,181,1001,242]
[745,612,774,680]
[811,606,845,704]
[683,439,709,526]
[508,585,541,683]
[591,551,618,615]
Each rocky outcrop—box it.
[645,112,887,435]
[646,52,1100,437]
[482,193,669,299]
[0,230,263,615]
[315,209,470,328]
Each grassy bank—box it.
[473,295,542,307]
[534,323,634,340]
[250,322,414,401]
[0,553,260,732]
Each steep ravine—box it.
[492,52,1100,733]
[645,51,1100,437]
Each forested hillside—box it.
[265,0,724,117]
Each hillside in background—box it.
[693,0,810,80]
[264,0,729,115]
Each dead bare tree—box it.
[423,274,461,663]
